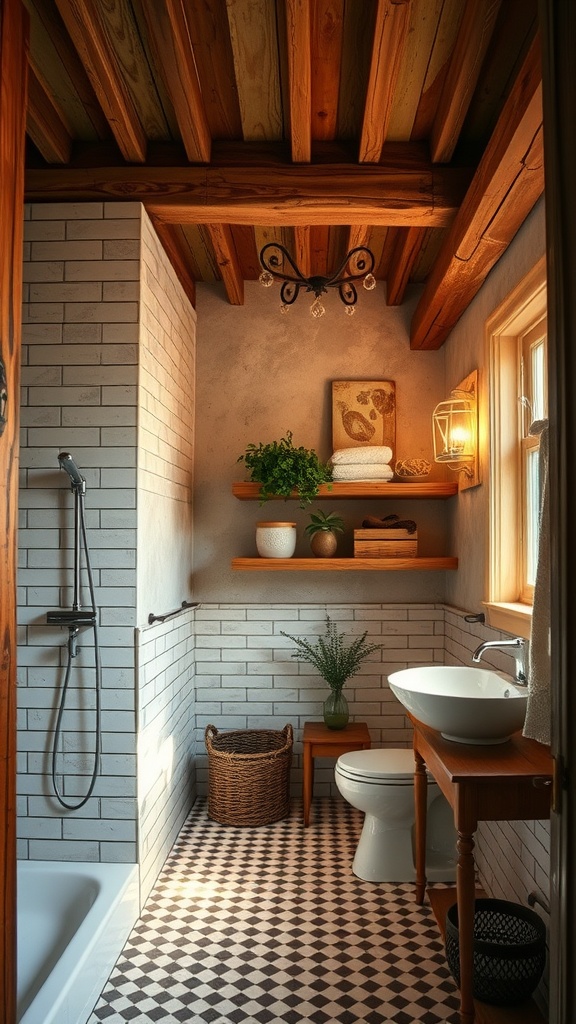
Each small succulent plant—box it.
[304,509,345,536]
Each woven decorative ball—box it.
[394,458,432,481]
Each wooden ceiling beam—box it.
[285,0,311,162]
[430,0,502,163]
[26,66,72,164]
[140,0,211,163]
[54,0,147,163]
[310,0,343,141]
[148,217,196,308]
[26,156,470,228]
[410,34,544,350]
[359,0,411,163]
[206,224,244,305]
[293,225,311,276]
[386,227,427,305]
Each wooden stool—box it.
[302,720,371,826]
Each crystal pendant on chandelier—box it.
[363,273,376,291]
[344,305,355,316]
[259,270,274,287]
[310,298,326,318]
[280,303,290,314]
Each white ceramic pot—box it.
[256,522,297,558]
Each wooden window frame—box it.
[484,258,547,640]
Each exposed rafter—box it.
[140,0,211,163]
[293,225,311,277]
[206,224,244,305]
[285,0,311,163]
[410,34,544,350]
[148,217,197,308]
[54,0,147,162]
[387,227,427,306]
[430,0,502,164]
[359,0,411,163]
[26,66,72,165]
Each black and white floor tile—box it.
[88,799,460,1024]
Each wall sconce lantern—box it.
[432,369,479,491]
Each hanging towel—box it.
[523,419,551,746]
[331,463,394,482]
[330,445,393,466]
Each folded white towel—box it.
[331,445,393,466]
[332,463,394,482]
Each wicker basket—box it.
[205,723,293,826]
[445,899,546,1006]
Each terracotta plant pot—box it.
[310,531,338,558]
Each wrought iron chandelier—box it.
[258,242,376,318]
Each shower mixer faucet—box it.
[472,637,528,685]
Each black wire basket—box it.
[445,899,546,1006]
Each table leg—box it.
[303,742,312,826]
[456,829,476,1024]
[414,749,428,905]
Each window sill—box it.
[483,602,532,640]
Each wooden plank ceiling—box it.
[24,0,544,349]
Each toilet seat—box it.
[336,748,416,783]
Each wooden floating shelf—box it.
[232,557,458,572]
[232,481,458,501]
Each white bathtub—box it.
[17,861,139,1024]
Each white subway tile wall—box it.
[137,613,196,902]
[194,603,445,798]
[18,204,197,900]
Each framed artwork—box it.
[332,380,396,452]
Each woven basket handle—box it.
[280,723,293,751]
[205,724,219,750]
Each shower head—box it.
[58,452,85,490]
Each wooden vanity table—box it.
[411,718,553,1024]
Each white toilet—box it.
[334,747,457,883]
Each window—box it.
[520,317,548,602]
[485,259,547,639]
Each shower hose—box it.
[51,491,101,811]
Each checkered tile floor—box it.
[88,798,460,1024]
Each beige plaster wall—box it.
[443,197,546,614]
[193,281,451,603]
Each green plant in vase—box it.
[237,430,332,507]
[305,509,345,558]
[281,615,384,729]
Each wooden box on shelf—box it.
[353,528,418,559]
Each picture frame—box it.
[332,380,396,453]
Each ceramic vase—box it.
[323,690,349,729]
[255,522,297,558]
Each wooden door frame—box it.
[0,2,27,1022]
[539,2,576,1022]
[0,2,575,1023]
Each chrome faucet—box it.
[472,637,528,685]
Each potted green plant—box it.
[237,430,332,507]
[305,509,345,558]
[281,616,384,729]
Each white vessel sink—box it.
[388,665,528,744]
